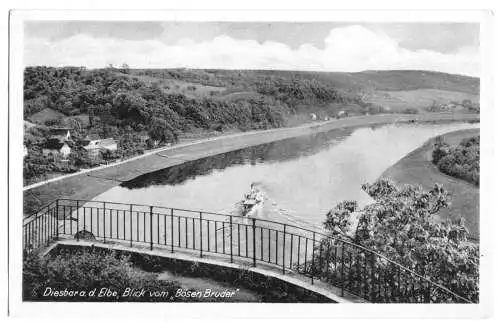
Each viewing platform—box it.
[23,198,472,303]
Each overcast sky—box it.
[24,21,480,76]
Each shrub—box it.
[432,136,479,186]
[402,107,419,114]
[23,248,179,302]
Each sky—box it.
[24,21,480,76]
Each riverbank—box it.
[24,112,479,215]
[381,128,480,240]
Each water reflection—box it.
[95,122,478,229]
[121,127,353,189]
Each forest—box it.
[23,66,359,184]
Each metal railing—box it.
[23,198,473,303]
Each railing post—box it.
[76,200,80,241]
[150,206,154,250]
[199,212,203,258]
[35,212,39,249]
[130,204,133,247]
[371,252,376,302]
[340,242,345,297]
[282,224,286,275]
[55,200,59,239]
[103,202,106,243]
[252,218,257,267]
[425,281,431,303]
[311,232,315,285]
[171,208,174,253]
[230,216,233,263]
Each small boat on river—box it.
[240,183,264,217]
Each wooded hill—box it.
[22,66,479,185]
[24,66,479,135]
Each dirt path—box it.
[23,112,479,215]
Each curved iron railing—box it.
[22,198,473,303]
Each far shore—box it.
[381,128,480,240]
[23,112,479,216]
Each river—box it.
[92,122,479,231]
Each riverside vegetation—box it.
[432,135,480,186]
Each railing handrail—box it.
[23,198,473,303]
[23,200,58,223]
[56,197,325,232]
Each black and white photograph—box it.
[5,7,496,321]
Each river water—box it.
[92,122,478,231]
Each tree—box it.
[148,124,177,144]
[120,63,130,74]
[320,178,479,302]
[432,136,479,186]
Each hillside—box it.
[127,68,480,113]
[23,66,479,185]
[24,67,480,126]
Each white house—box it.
[310,113,317,121]
[42,142,71,157]
[23,145,28,158]
[50,127,72,141]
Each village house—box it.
[49,127,73,141]
[336,110,349,119]
[42,140,71,157]
[83,137,118,159]
[138,134,160,148]
[138,134,150,143]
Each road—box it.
[23,112,479,215]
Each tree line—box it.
[23,66,356,184]
[432,135,479,186]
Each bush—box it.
[23,248,179,302]
[402,107,419,114]
[432,136,479,186]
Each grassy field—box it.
[135,74,227,98]
[365,89,479,112]
[29,108,66,124]
[381,128,480,240]
[28,108,91,127]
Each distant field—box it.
[29,108,65,124]
[353,70,479,93]
[365,89,479,112]
[135,74,226,98]
[28,108,90,127]
[216,89,261,102]
[172,69,479,94]
[381,128,480,240]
